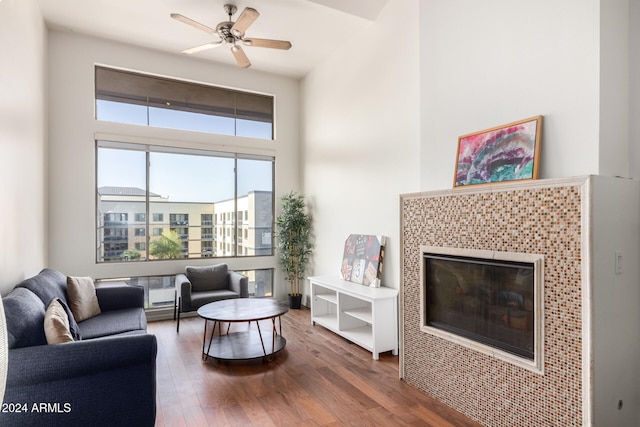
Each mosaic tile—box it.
[401,183,583,427]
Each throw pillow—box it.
[44,299,74,344]
[186,264,229,292]
[66,276,101,322]
[55,298,81,341]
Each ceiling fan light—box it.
[231,45,240,53]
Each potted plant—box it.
[275,192,313,309]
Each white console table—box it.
[308,275,398,360]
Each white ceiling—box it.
[36,0,386,79]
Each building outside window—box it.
[170,214,189,226]
[202,228,213,239]
[97,144,273,261]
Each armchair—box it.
[174,263,248,332]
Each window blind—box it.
[95,66,273,123]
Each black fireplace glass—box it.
[424,254,535,360]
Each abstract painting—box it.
[340,234,385,288]
[454,116,542,187]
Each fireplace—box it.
[401,177,640,426]
[420,246,544,372]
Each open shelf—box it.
[316,293,337,305]
[312,314,338,331]
[343,307,372,324]
[341,325,373,349]
[309,275,398,360]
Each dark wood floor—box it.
[148,306,482,427]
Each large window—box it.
[96,141,274,263]
[96,268,274,309]
[95,66,274,140]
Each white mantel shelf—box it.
[401,175,592,200]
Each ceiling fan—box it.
[171,4,292,69]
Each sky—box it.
[96,100,273,203]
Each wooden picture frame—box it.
[454,116,542,188]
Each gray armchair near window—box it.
[174,264,249,332]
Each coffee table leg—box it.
[202,319,208,360]
[255,322,269,360]
[277,315,282,336]
[271,317,277,355]
[204,320,218,361]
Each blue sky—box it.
[97,101,273,203]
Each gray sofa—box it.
[1,268,157,427]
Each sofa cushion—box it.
[55,298,81,341]
[78,308,147,340]
[3,288,47,349]
[67,276,101,322]
[44,299,74,344]
[186,264,229,292]
[17,268,68,307]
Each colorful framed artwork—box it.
[340,234,385,288]
[454,116,542,188]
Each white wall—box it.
[600,0,631,177]
[46,32,300,301]
[590,176,640,426]
[0,0,47,295]
[300,0,421,295]
[420,0,602,190]
[631,0,640,178]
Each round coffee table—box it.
[197,298,289,361]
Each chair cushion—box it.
[186,264,229,292]
[190,289,239,309]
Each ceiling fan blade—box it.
[231,45,251,68]
[244,38,292,50]
[231,7,259,36]
[182,41,224,55]
[171,13,216,35]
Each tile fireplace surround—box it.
[400,175,640,427]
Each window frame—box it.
[95,66,275,140]
[96,140,275,263]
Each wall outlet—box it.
[615,251,623,275]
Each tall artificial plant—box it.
[275,192,312,296]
